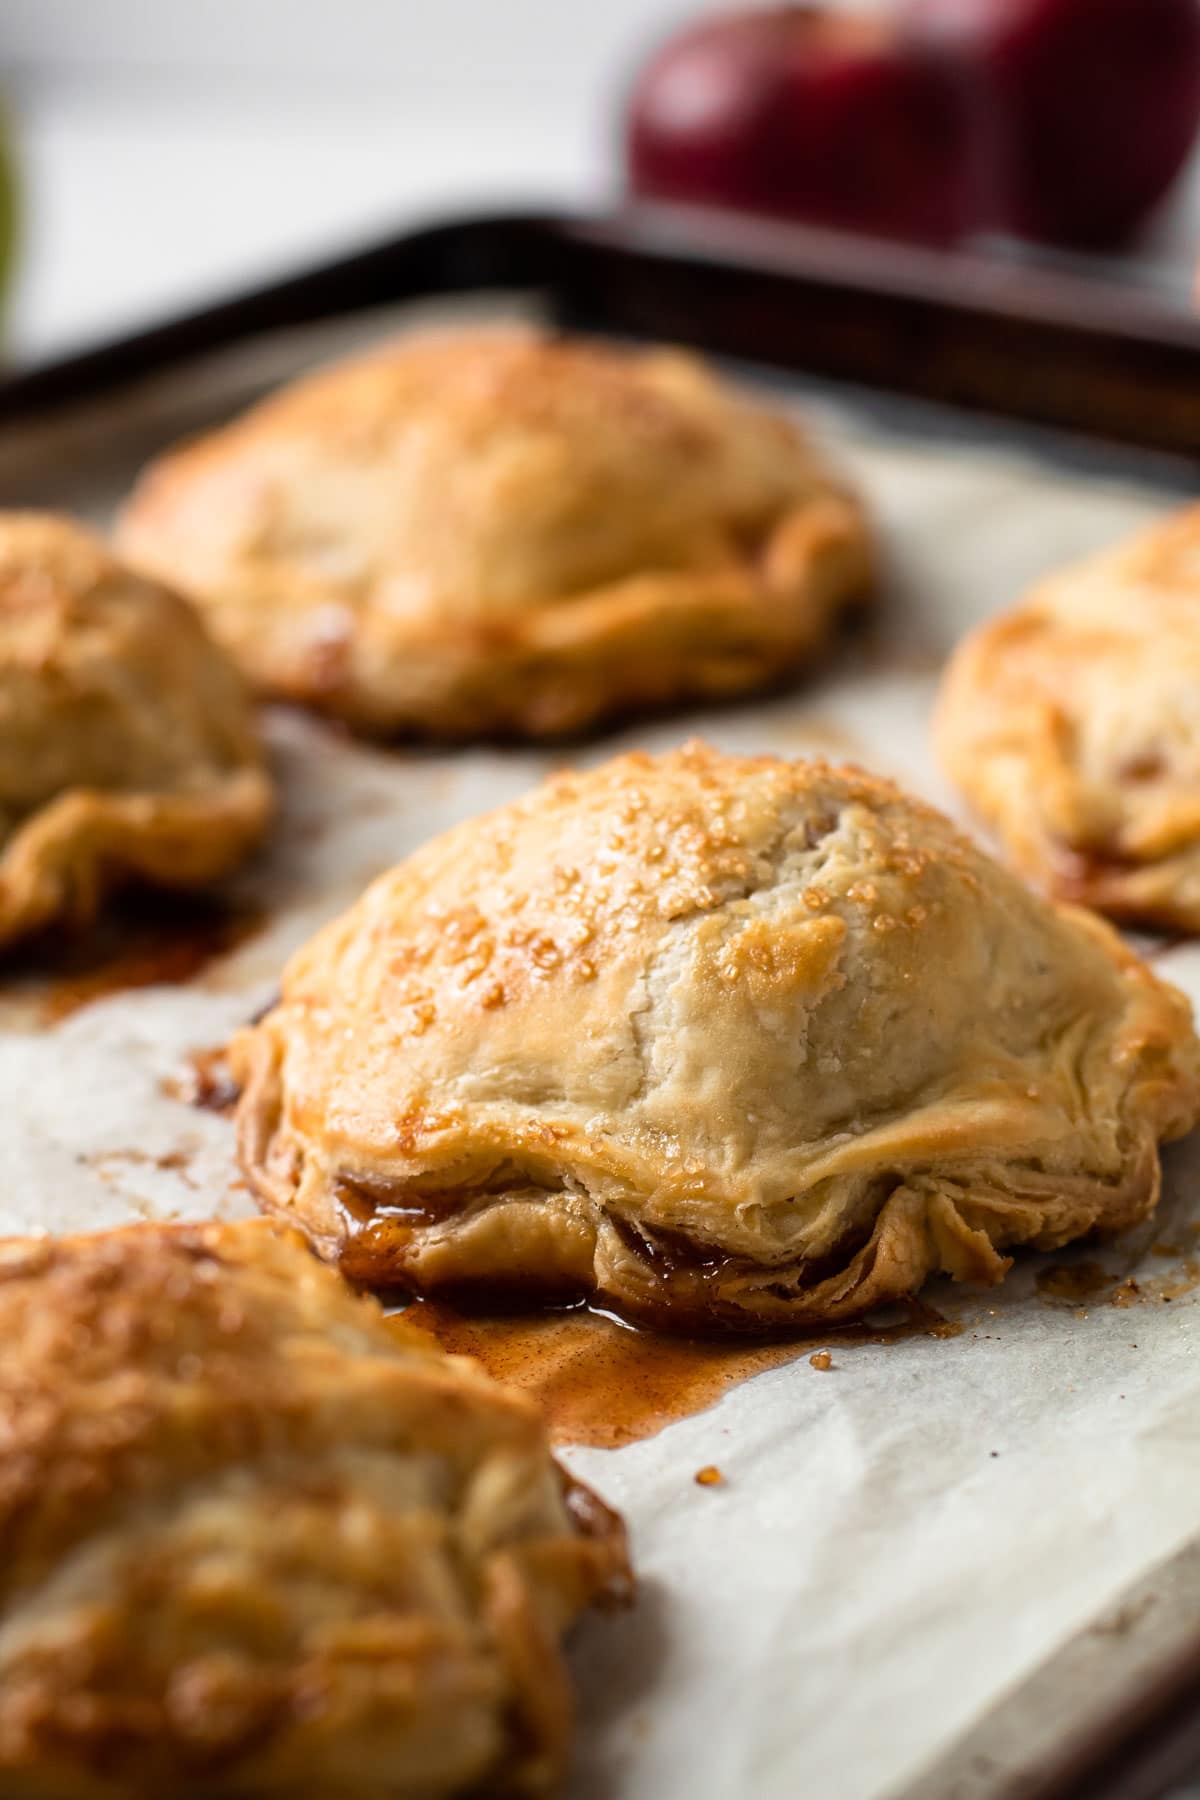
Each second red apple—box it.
[906,0,1200,246]
[626,5,997,244]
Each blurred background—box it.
[0,0,685,357]
[2,0,1200,362]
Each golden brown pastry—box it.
[0,1218,628,1799]
[937,503,1200,930]
[117,328,873,738]
[232,742,1200,1332]
[0,513,272,950]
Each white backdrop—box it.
[1,0,1194,361]
[0,1,892,358]
[0,0,704,356]
[0,0,700,83]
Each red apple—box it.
[905,0,1200,246]
[624,5,997,244]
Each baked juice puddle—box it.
[0,891,265,1027]
[393,1297,962,1449]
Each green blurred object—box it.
[0,100,18,338]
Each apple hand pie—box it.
[937,502,1200,931]
[0,1219,628,1799]
[117,328,873,738]
[232,742,1200,1332]
[0,512,272,950]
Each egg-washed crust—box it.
[117,329,874,739]
[937,503,1200,932]
[0,1219,629,1800]
[0,514,272,950]
[231,742,1200,1333]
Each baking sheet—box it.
[3,304,1200,1800]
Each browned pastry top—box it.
[937,502,1200,931]
[0,512,272,948]
[232,741,1200,1330]
[119,328,873,737]
[0,1218,627,1799]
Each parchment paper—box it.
[3,303,1200,1800]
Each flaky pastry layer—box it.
[937,503,1200,931]
[0,513,272,948]
[119,329,873,738]
[232,743,1200,1331]
[0,1219,628,1799]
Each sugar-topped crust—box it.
[232,742,1200,1331]
[0,1218,628,1798]
[0,513,272,949]
[118,329,873,738]
[937,503,1200,930]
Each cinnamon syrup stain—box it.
[1110,1261,1200,1307]
[162,996,275,1114]
[393,1296,962,1449]
[162,1046,240,1114]
[4,892,265,1026]
[1160,1261,1200,1302]
[1036,1261,1114,1304]
[1035,1256,1200,1311]
[84,1144,199,1189]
